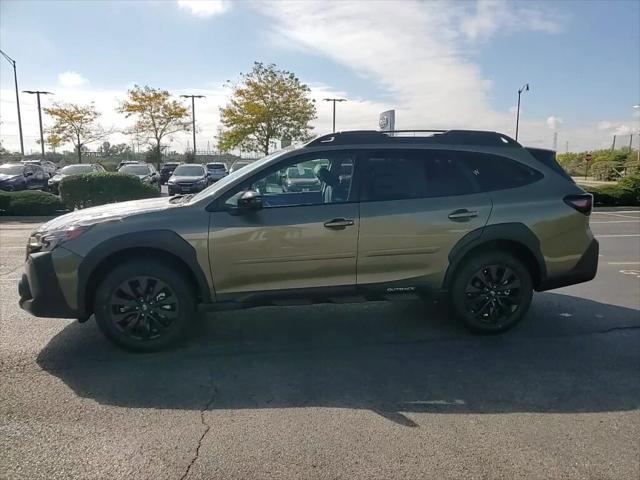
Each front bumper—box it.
[537,238,599,291]
[18,251,78,318]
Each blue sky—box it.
[1,0,638,153]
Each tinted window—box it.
[223,152,355,209]
[119,165,150,175]
[0,164,24,175]
[59,165,95,175]
[459,152,543,191]
[525,147,573,181]
[360,150,476,201]
[207,163,226,170]
[173,165,205,176]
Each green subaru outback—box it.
[19,130,598,351]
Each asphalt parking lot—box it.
[1,209,639,479]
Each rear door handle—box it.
[324,218,355,229]
[448,209,479,220]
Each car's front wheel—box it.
[94,260,195,351]
[450,251,533,333]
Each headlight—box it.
[168,179,176,185]
[27,225,90,254]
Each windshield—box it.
[173,165,205,176]
[119,165,149,175]
[59,165,95,175]
[0,164,24,175]
[287,167,315,179]
[190,149,291,203]
[207,164,226,169]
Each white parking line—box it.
[593,210,640,214]
[596,234,640,238]
[607,262,640,265]
[593,212,640,219]
[590,220,640,224]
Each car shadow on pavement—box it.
[36,292,640,426]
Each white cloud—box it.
[0,85,229,155]
[596,120,633,136]
[460,0,563,41]
[546,116,563,130]
[257,1,505,130]
[0,1,628,155]
[58,71,88,88]
[177,0,230,17]
[613,125,631,136]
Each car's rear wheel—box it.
[94,260,194,352]
[450,251,533,333]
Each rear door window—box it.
[359,149,476,201]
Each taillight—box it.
[564,194,593,215]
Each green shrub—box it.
[583,175,640,206]
[60,172,160,210]
[0,191,10,213]
[0,190,67,216]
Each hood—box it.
[170,175,205,182]
[49,173,67,182]
[0,174,21,182]
[35,196,177,233]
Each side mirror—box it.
[24,170,33,177]
[237,190,263,211]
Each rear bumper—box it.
[18,251,78,318]
[537,239,599,291]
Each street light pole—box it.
[0,49,25,156]
[634,105,640,166]
[180,94,205,155]
[515,83,529,142]
[23,90,53,157]
[323,98,347,133]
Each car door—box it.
[357,148,492,290]
[208,151,359,299]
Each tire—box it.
[94,260,195,352]
[450,251,533,333]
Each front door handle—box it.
[324,218,355,229]
[448,209,479,220]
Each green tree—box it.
[45,133,63,154]
[119,85,190,169]
[44,103,109,163]
[218,62,316,156]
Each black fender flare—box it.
[442,223,547,289]
[76,230,212,314]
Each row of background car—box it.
[0,159,254,193]
[162,161,252,195]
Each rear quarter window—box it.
[458,152,543,192]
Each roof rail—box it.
[305,130,520,148]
